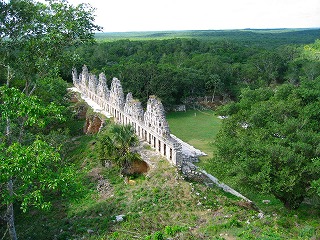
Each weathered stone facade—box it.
[72,65,182,165]
[72,65,257,207]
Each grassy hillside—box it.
[9,133,257,240]
[5,113,319,239]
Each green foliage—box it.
[0,86,74,239]
[145,225,189,239]
[0,85,77,211]
[4,127,319,240]
[74,31,320,108]
[299,226,316,238]
[311,158,320,197]
[303,39,320,61]
[0,1,101,239]
[0,0,101,88]
[150,231,164,240]
[95,29,320,47]
[33,76,69,105]
[215,81,320,209]
[0,140,77,212]
[70,40,255,106]
[97,123,140,169]
[0,85,65,140]
[206,74,223,99]
[164,225,188,236]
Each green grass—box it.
[166,108,320,239]
[7,132,257,239]
[4,110,319,240]
[7,127,320,240]
[166,109,222,159]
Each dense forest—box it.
[1,0,320,239]
[95,28,320,47]
[73,34,320,208]
[71,28,320,231]
[71,30,320,108]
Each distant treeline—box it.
[68,30,320,107]
[95,28,320,47]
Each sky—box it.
[67,0,320,32]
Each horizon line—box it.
[95,27,320,34]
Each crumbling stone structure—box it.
[72,66,257,207]
[72,65,182,165]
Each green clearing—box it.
[166,109,222,159]
[166,109,319,240]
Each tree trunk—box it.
[7,179,17,240]
[5,79,17,239]
[6,118,11,143]
[7,65,10,87]
[212,85,217,102]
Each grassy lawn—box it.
[166,109,222,159]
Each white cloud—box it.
[42,0,320,31]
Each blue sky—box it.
[63,0,320,32]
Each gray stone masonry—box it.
[72,65,258,208]
[72,65,187,165]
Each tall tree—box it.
[215,82,320,209]
[0,0,101,239]
[0,86,75,239]
[205,74,222,101]
[0,0,101,89]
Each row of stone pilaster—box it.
[72,65,172,139]
[72,65,183,165]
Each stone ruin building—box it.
[72,65,182,165]
[72,65,256,205]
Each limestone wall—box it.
[72,66,257,207]
[72,65,182,165]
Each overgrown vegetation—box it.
[215,82,320,209]
[0,0,100,238]
[3,126,319,239]
[1,0,319,238]
[97,123,142,172]
[72,29,320,108]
